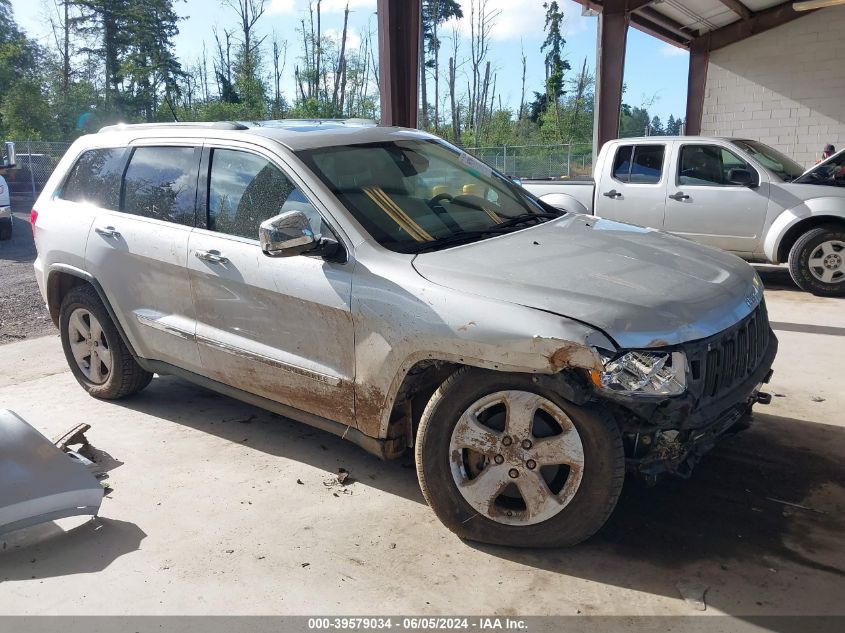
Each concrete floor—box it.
[0,268,843,617]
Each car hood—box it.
[412,215,763,349]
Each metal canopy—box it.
[577,0,814,50]
[581,0,818,147]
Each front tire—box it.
[415,368,624,547]
[788,225,845,296]
[59,285,153,399]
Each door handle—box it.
[669,192,690,201]
[195,250,229,264]
[602,189,622,199]
[94,226,121,239]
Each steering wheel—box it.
[428,192,454,207]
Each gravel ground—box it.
[0,209,55,344]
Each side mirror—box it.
[259,210,318,257]
[728,168,756,187]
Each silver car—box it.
[32,121,777,547]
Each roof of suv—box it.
[96,120,435,151]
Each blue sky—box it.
[12,0,689,122]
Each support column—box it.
[377,0,421,128]
[593,0,629,153]
[685,36,710,136]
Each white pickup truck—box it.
[523,137,845,296]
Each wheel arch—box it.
[47,265,139,358]
[377,355,594,459]
[776,216,845,263]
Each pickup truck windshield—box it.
[298,139,560,253]
[732,140,804,182]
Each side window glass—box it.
[612,145,633,182]
[629,145,665,184]
[208,148,324,240]
[60,149,124,209]
[678,145,757,186]
[122,147,198,225]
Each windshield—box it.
[796,150,845,187]
[731,139,805,182]
[297,139,561,253]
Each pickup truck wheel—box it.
[788,225,845,297]
[59,285,153,399]
[415,367,624,547]
[0,218,11,241]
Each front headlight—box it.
[591,350,687,396]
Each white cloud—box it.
[325,27,362,50]
[267,0,296,14]
[320,0,377,13]
[268,0,375,16]
[659,43,688,58]
[445,0,589,42]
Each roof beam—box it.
[716,0,752,21]
[704,2,815,51]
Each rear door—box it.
[662,142,769,255]
[595,142,669,229]
[84,141,203,371]
[186,142,356,425]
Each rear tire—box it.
[59,284,153,399]
[415,367,625,547]
[788,225,845,297]
[0,218,11,241]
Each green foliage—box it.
[0,79,58,139]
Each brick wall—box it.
[700,6,845,168]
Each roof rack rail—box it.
[98,121,249,133]
[241,118,377,128]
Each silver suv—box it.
[32,121,777,547]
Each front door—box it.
[84,142,203,372]
[187,144,356,425]
[662,143,770,255]
[596,142,669,230]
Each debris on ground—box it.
[296,479,304,485]
[337,468,350,485]
[301,562,310,568]
[1,411,104,536]
[810,396,825,403]
[223,414,256,424]
[675,579,708,611]
[766,497,826,514]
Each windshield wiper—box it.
[404,212,561,254]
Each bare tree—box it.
[221,0,268,77]
[518,41,527,120]
[48,0,73,96]
[272,32,288,117]
[331,2,350,114]
[466,0,500,137]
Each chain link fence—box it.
[463,143,594,180]
[1,139,594,203]
[4,140,73,203]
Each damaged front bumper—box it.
[0,410,103,535]
[600,322,779,479]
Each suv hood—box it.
[412,215,762,349]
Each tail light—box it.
[30,208,38,237]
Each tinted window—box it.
[612,146,633,181]
[612,145,664,184]
[629,145,665,184]
[60,149,125,208]
[208,149,323,240]
[122,147,199,225]
[678,144,757,186]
